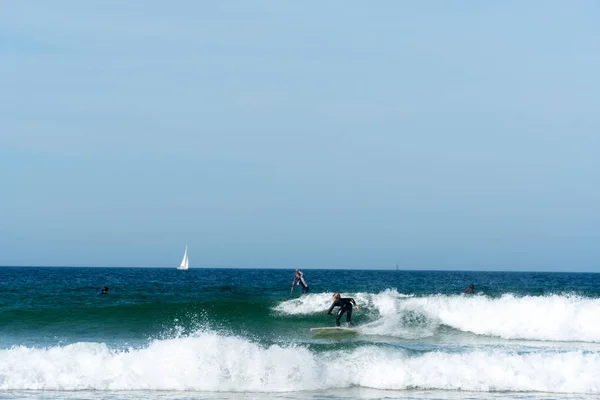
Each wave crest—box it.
[275,291,600,342]
[0,333,599,393]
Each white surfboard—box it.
[310,327,359,334]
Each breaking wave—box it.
[0,332,599,393]
[274,290,600,342]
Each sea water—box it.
[0,267,599,399]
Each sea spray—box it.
[0,332,599,393]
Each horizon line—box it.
[0,265,597,274]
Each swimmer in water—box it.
[463,283,475,294]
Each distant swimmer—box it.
[327,293,359,327]
[100,286,109,295]
[290,269,309,295]
[463,283,475,294]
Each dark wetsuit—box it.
[296,271,309,294]
[327,298,356,327]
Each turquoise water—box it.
[1,267,600,399]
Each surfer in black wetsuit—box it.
[327,293,359,327]
[291,269,309,294]
[463,283,475,294]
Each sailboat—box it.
[177,246,189,270]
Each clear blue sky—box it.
[1,1,599,270]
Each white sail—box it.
[177,246,189,270]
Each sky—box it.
[1,1,599,270]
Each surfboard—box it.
[310,327,359,334]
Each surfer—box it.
[290,269,309,294]
[327,293,359,327]
[100,286,109,295]
[463,283,475,294]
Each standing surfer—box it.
[327,293,359,327]
[290,269,309,294]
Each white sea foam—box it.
[274,291,600,342]
[0,333,599,393]
[272,289,413,316]
[400,294,600,342]
[273,293,335,315]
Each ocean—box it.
[0,267,599,400]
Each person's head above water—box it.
[469,283,475,289]
[332,293,341,301]
[101,286,109,294]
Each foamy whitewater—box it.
[5,292,599,391]
[2,268,600,400]
[1,331,600,393]
[275,290,600,342]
